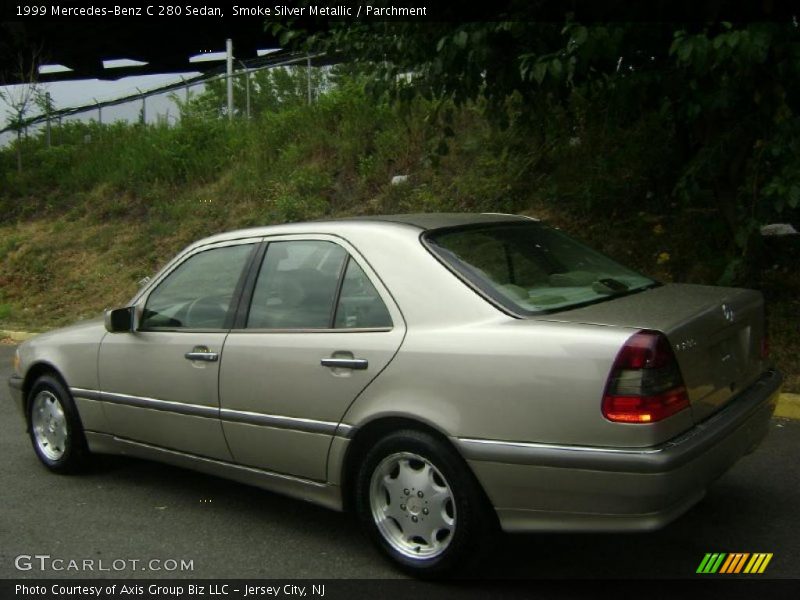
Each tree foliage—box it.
[174,65,329,120]
[274,17,800,282]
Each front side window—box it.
[141,244,253,329]
[425,223,656,314]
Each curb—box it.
[1,328,799,419]
[775,393,800,421]
[0,329,37,342]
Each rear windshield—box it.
[424,222,656,314]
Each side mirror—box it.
[104,307,134,333]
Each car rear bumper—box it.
[456,368,782,533]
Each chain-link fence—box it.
[0,51,327,150]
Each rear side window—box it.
[425,223,656,314]
[247,241,347,329]
[334,259,393,329]
[246,240,393,330]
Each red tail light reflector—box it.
[602,330,690,424]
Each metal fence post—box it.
[45,91,52,148]
[226,38,234,121]
[137,88,146,124]
[245,69,251,119]
[307,55,312,105]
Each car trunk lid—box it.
[534,283,766,423]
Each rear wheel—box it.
[355,429,494,577]
[28,375,90,473]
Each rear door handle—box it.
[185,345,219,362]
[320,358,368,370]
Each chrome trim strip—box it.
[70,387,102,401]
[72,388,353,436]
[455,436,672,472]
[458,438,663,455]
[219,408,340,435]
[98,390,218,419]
[228,327,393,334]
[137,328,229,334]
[335,423,355,438]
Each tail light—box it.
[602,330,689,423]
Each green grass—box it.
[1,82,797,389]
[0,303,12,320]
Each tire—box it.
[355,429,495,577]
[27,375,90,473]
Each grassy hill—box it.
[1,80,797,390]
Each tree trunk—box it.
[16,128,22,173]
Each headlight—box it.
[12,349,20,375]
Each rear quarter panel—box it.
[342,318,695,448]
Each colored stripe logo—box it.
[696,552,773,574]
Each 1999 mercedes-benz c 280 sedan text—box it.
[8,213,782,575]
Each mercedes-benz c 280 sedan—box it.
[8,213,782,575]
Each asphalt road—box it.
[1,343,798,580]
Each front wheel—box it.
[355,429,495,577]
[28,375,90,473]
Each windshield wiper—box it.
[592,278,630,295]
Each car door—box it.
[98,238,259,460]
[219,235,405,481]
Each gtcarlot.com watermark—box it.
[14,554,194,573]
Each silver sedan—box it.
[8,213,782,576]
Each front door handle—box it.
[185,345,219,362]
[320,358,368,370]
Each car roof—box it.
[202,213,538,246]
[328,212,537,230]
[190,213,539,248]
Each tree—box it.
[0,51,45,172]
[274,16,800,282]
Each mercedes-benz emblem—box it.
[721,303,735,323]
